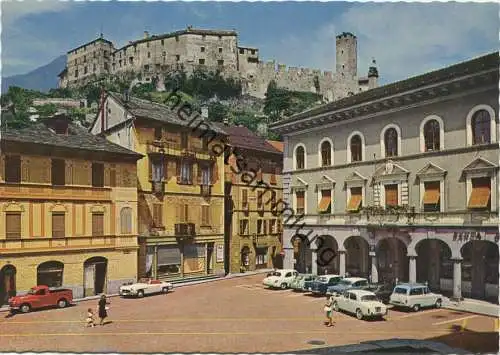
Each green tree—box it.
[263,80,291,122]
[207,102,229,122]
[36,104,58,117]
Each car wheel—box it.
[435,299,442,308]
[137,290,144,298]
[333,302,339,312]
[412,304,420,312]
[356,308,363,320]
[57,299,68,308]
[280,283,287,289]
[162,287,169,294]
[20,304,31,313]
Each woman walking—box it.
[98,295,110,326]
[324,296,334,327]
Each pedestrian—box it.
[323,295,334,327]
[98,294,110,326]
[86,308,96,328]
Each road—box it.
[0,274,498,353]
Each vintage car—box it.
[310,275,343,295]
[389,283,443,311]
[262,269,298,289]
[365,283,394,304]
[8,285,73,313]
[326,277,370,296]
[332,289,388,320]
[119,279,174,298]
[290,274,316,292]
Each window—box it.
[75,70,78,78]
[147,52,151,58]
[217,60,224,66]
[84,66,88,74]
[180,160,193,184]
[202,136,209,151]
[161,39,164,45]
[120,207,132,234]
[51,213,65,238]
[239,48,245,54]
[257,191,263,209]
[384,128,398,157]
[152,159,164,182]
[423,181,440,212]
[91,163,104,187]
[181,133,189,149]
[154,127,162,141]
[350,135,362,162]
[199,59,205,65]
[384,184,398,207]
[37,261,63,288]
[5,155,21,183]
[296,190,305,215]
[257,220,263,234]
[409,288,423,296]
[239,219,249,235]
[349,293,357,301]
[424,119,440,151]
[347,187,362,212]
[177,204,189,223]
[51,159,65,186]
[201,205,210,226]
[92,213,104,236]
[295,146,305,170]
[318,189,332,214]
[200,46,205,52]
[468,177,491,210]
[176,55,180,61]
[321,140,331,166]
[175,36,179,42]
[5,212,21,239]
[242,189,248,209]
[218,47,223,53]
[201,165,211,185]
[269,219,276,234]
[153,203,163,227]
[472,110,491,145]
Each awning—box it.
[318,193,332,212]
[347,194,362,212]
[468,184,491,208]
[423,183,440,204]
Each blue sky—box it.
[2,1,498,84]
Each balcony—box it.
[146,140,213,161]
[175,223,196,239]
[0,183,111,201]
[200,184,211,197]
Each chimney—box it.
[201,106,208,120]
[144,31,149,39]
[368,58,379,90]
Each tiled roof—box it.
[271,51,499,128]
[212,123,282,155]
[1,119,142,159]
[267,140,284,152]
[67,37,114,54]
[108,92,227,135]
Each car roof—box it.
[348,289,375,296]
[276,269,296,273]
[319,274,341,278]
[395,283,427,289]
[343,277,367,282]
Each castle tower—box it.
[368,58,379,89]
[336,32,357,78]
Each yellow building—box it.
[0,115,141,303]
[91,91,227,281]
[214,123,284,273]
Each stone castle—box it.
[58,26,379,102]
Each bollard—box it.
[495,318,499,332]
[460,319,468,332]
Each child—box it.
[324,296,334,327]
[86,308,96,328]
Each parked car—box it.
[290,274,316,292]
[262,269,298,289]
[119,279,174,298]
[8,285,73,313]
[302,276,318,292]
[389,283,443,311]
[365,283,394,304]
[331,289,388,320]
[310,275,343,295]
[326,277,370,296]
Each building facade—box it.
[59,27,378,102]
[270,52,499,302]
[215,124,284,273]
[91,91,227,281]
[0,115,141,303]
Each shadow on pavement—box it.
[426,328,499,353]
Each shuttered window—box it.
[153,204,163,227]
[468,177,491,209]
[296,191,305,214]
[239,219,249,235]
[347,187,362,212]
[92,163,104,187]
[120,207,132,234]
[201,205,210,226]
[92,213,104,236]
[423,181,440,212]
[384,184,398,207]
[51,159,65,186]
[5,155,21,183]
[5,213,21,239]
[318,189,332,213]
[52,213,65,238]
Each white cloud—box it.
[1,0,73,26]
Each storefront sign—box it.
[453,231,500,243]
[216,245,224,262]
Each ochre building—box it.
[0,115,141,303]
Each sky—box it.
[1,1,498,85]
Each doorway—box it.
[0,265,16,305]
[84,257,108,297]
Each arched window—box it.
[384,128,398,157]
[472,110,491,145]
[37,261,64,288]
[295,146,305,170]
[350,135,362,162]
[120,207,132,234]
[320,141,331,166]
[424,120,440,151]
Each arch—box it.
[84,256,108,297]
[318,137,334,167]
[3,202,24,213]
[380,123,402,158]
[0,264,17,305]
[120,207,133,234]
[344,236,370,278]
[466,104,497,145]
[49,203,68,213]
[293,143,306,170]
[415,239,453,292]
[346,131,365,163]
[37,261,64,288]
[316,235,339,275]
[241,246,251,268]
[376,238,408,284]
[420,115,444,152]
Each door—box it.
[409,287,423,307]
[348,292,358,313]
[32,289,47,308]
[84,264,96,297]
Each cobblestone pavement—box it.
[0,274,498,353]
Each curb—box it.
[0,269,271,313]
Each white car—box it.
[262,269,298,289]
[119,279,174,298]
[332,289,388,320]
[389,283,443,311]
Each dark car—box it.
[302,275,319,292]
[310,275,343,296]
[366,283,393,304]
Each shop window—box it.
[37,261,64,288]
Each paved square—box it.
[0,274,498,353]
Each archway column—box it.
[311,248,318,275]
[339,251,346,277]
[409,256,417,284]
[452,258,463,301]
[369,251,378,284]
[283,247,294,270]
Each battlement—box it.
[336,31,356,39]
[254,61,340,79]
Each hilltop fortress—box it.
[58,26,379,101]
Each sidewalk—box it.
[443,297,499,317]
[0,269,272,313]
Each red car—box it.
[8,285,73,313]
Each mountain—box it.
[2,55,66,93]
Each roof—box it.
[267,140,284,152]
[67,37,114,54]
[1,117,142,159]
[107,92,227,135]
[270,51,499,129]
[211,123,282,155]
